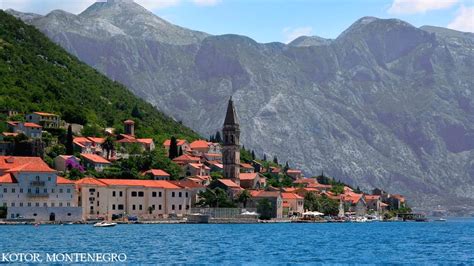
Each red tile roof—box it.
[0,173,17,183]
[163,139,188,147]
[240,163,253,169]
[57,176,75,185]
[80,153,111,164]
[143,169,170,177]
[281,192,304,200]
[137,138,153,145]
[341,192,363,204]
[170,179,205,189]
[23,122,42,128]
[0,156,56,173]
[287,169,302,174]
[33,112,57,116]
[76,177,181,189]
[172,154,200,162]
[190,140,209,149]
[218,179,241,188]
[293,178,317,184]
[239,173,258,180]
[365,195,381,201]
[250,190,280,198]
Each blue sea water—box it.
[1,218,473,264]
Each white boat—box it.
[93,221,117,227]
[434,218,447,222]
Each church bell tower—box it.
[222,97,240,185]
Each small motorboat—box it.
[93,221,117,227]
[434,218,447,222]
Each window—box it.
[112,204,116,210]
[19,202,23,207]
[48,176,51,181]
[11,202,15,207]
[27,202,31,207]
[43,203,47,207]
[186,205,189,210]
[67,189,71,193]
[28,188,31,193]
[186,192,188,198]
[179,205,182,210]
[67,213,71,216]
[139,205,143,210]
[152,192,157,197]
[172,205,175,210]
[33,213,37,217]
[172,192,175,197]
[51,203,55,207]
[51,189,55,193]
[59,189,63,193]
[118,204,124,210]
[112,191,116,197]
[131,191,137,197]
[97,192,99,197]
[178,192,182,198]
[35,203,39,207]
[20,188,23,193]
[159,192,162,197]
[67,202,70,207]
[158,205,162,210]
[59,202,63,207]
[132,205,136,210]
[97,201,100,206]
[119,191,123,197]
[89,188,95,193]
[3,188,6,193]
[151,205,155,211]
[11,188,15,193]
[138,191,144,197]
[43,188,47,193]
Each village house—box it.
[364,194,386,214]
[240,163,254,173]
[281,192,304,217]
[170,179,206,207]
[341,191,367,216]
[53,155,80,172]
[286,169,303,180]
[248,190,283,219]
[203,153,222,162]
[172,154,201,166]
[163,139,190,155]
[239,173,263,189]
[142,169,170,180]
[183,163,210,177]
[0,134,14,155]
[73,137,104,155]
[26,112,61,129]
[116,120,155,153]
[0,156,81,222]
[189,140,210,155]
[8,121,42,139]
[80,153,111,172]
[184,175,211,186]
[75,177,191,220]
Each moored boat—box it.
[93,221,117,227]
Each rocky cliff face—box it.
[7,1,474,208]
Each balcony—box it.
[30,181,45,186]
[27,192,49,197]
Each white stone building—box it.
[0,156,81,222]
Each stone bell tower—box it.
[222,97,240,185]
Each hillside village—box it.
[0,98,410,223]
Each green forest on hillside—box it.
[0,11,199,143]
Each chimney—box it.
[124,120,135,136]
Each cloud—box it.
[388,0,459,14]
[448,5,474,32]
[282,26,313,43]
[192,0,221,6]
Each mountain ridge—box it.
[5,4,474,209]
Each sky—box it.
[1,0,473,43]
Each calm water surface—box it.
[1,218,473,264]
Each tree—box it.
[215,131,222,143]
[263,154,267,161]
[131,104,142,119]
[251,150,255,160]
[237,190,251,208]
[284,161,290,172]
[148,206,154,214]
[197,188,235,208]
[66,125,74,155]
[101,136,115,160]
[168,136,178,159]
[273,156,278,164]
[178,146,183,156]
[257,198,273,220]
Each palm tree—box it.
[101,136,115,160]
[237,190,251,208]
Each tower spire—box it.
[224,97,239,126]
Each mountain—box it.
[289,36,332,47]
[6,1,474,209]
[0,10,199,143]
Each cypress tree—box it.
[251,150,255,160]
[263,154,267,161]
[66,125,74,155]
[273,156,278,164]
[169,136,178,159]
[215,131,222,143]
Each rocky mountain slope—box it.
[6,1,474,208]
